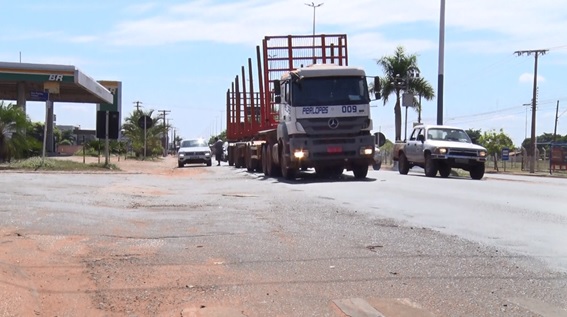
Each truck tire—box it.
[228,147,234,166]
[262,145,269,176]
[353,164,368,179]
[280,150,296,180]
[398,153,410,175]
[246,147,254,172]
[178,162,184,168]
[424,153,438,177]
[470,163,485,180]
[439,164,451,178]
[266,145,280,177]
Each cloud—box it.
[518,73,545,84]
[58,104,91,113]
[68,35,99,44]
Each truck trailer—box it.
[226,34,380,179]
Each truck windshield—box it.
[427,128,472,143]
[292,76,370,106]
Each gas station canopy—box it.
[0,61,112,104]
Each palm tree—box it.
[375,46,435,141]
[0,101,38,162]
[121,109,169,158]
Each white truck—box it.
[270,64,380,179]
[393,125,487,179]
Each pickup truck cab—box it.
[393,125,487,179]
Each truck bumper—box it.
[431,154,486,168]
[288,135,375,166]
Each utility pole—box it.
[553,100,560,142]
[158,109,171,157]
[437,0,446,125]
[514,49,548,173]
[305,2,323,63]
[133,101,143,112]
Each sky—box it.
[1,0,567,146]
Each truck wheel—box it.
[178,162,184,168]
[228,148,234,166]
[280,151,296,180]
[246,147,254,172]
[206,160,212,167]
[262,145,269,176]
[398,153,410,175]
[266,145,280,177]
[353,164,368,179]
[439,164,451,178]
[470,163,485,180]
[372,162,382,171]
[424,153,438,177]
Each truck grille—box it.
[448,149,478,157]
[183,151,207,156]
[298,117,369,136]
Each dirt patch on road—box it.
[55,155,209,178]
[0,156,226,316]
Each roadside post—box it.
[502,147,510,172]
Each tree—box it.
[478,129,514,172]
[374,46,435,141]
[121,109,169,158]
[0,101,39,162]
[465,129,482,144]
[208,130,227,145]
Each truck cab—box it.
[273,64,378,179]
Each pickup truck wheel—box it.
[353,164,368,179]
[439,164,451,178]
[372,162,382,171]
[178,162,184,168]
[424,154,438,177]
[398,153,410,175]
[470,163,485,180]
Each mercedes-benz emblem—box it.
[328,118,339,129]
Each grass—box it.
[0,157,120,171]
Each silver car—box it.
[177,139,212,167]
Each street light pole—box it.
[305,2,323,63]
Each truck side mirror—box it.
[373,77,381,100]
[273,79,281,103]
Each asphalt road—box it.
[1,163,566,317]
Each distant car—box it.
[372,146,382,170]
[177,139,212,167]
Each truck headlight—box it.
[436,148,447,154]
[360,147,373,155]
[479,150,487,157]
[179,153,185,157]
[205,151,211,157]
[293,150,308,159]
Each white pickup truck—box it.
[392,125,487,179]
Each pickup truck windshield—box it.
[427,128,472,143]
[181,139,207,147]
[292,76,370,106]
